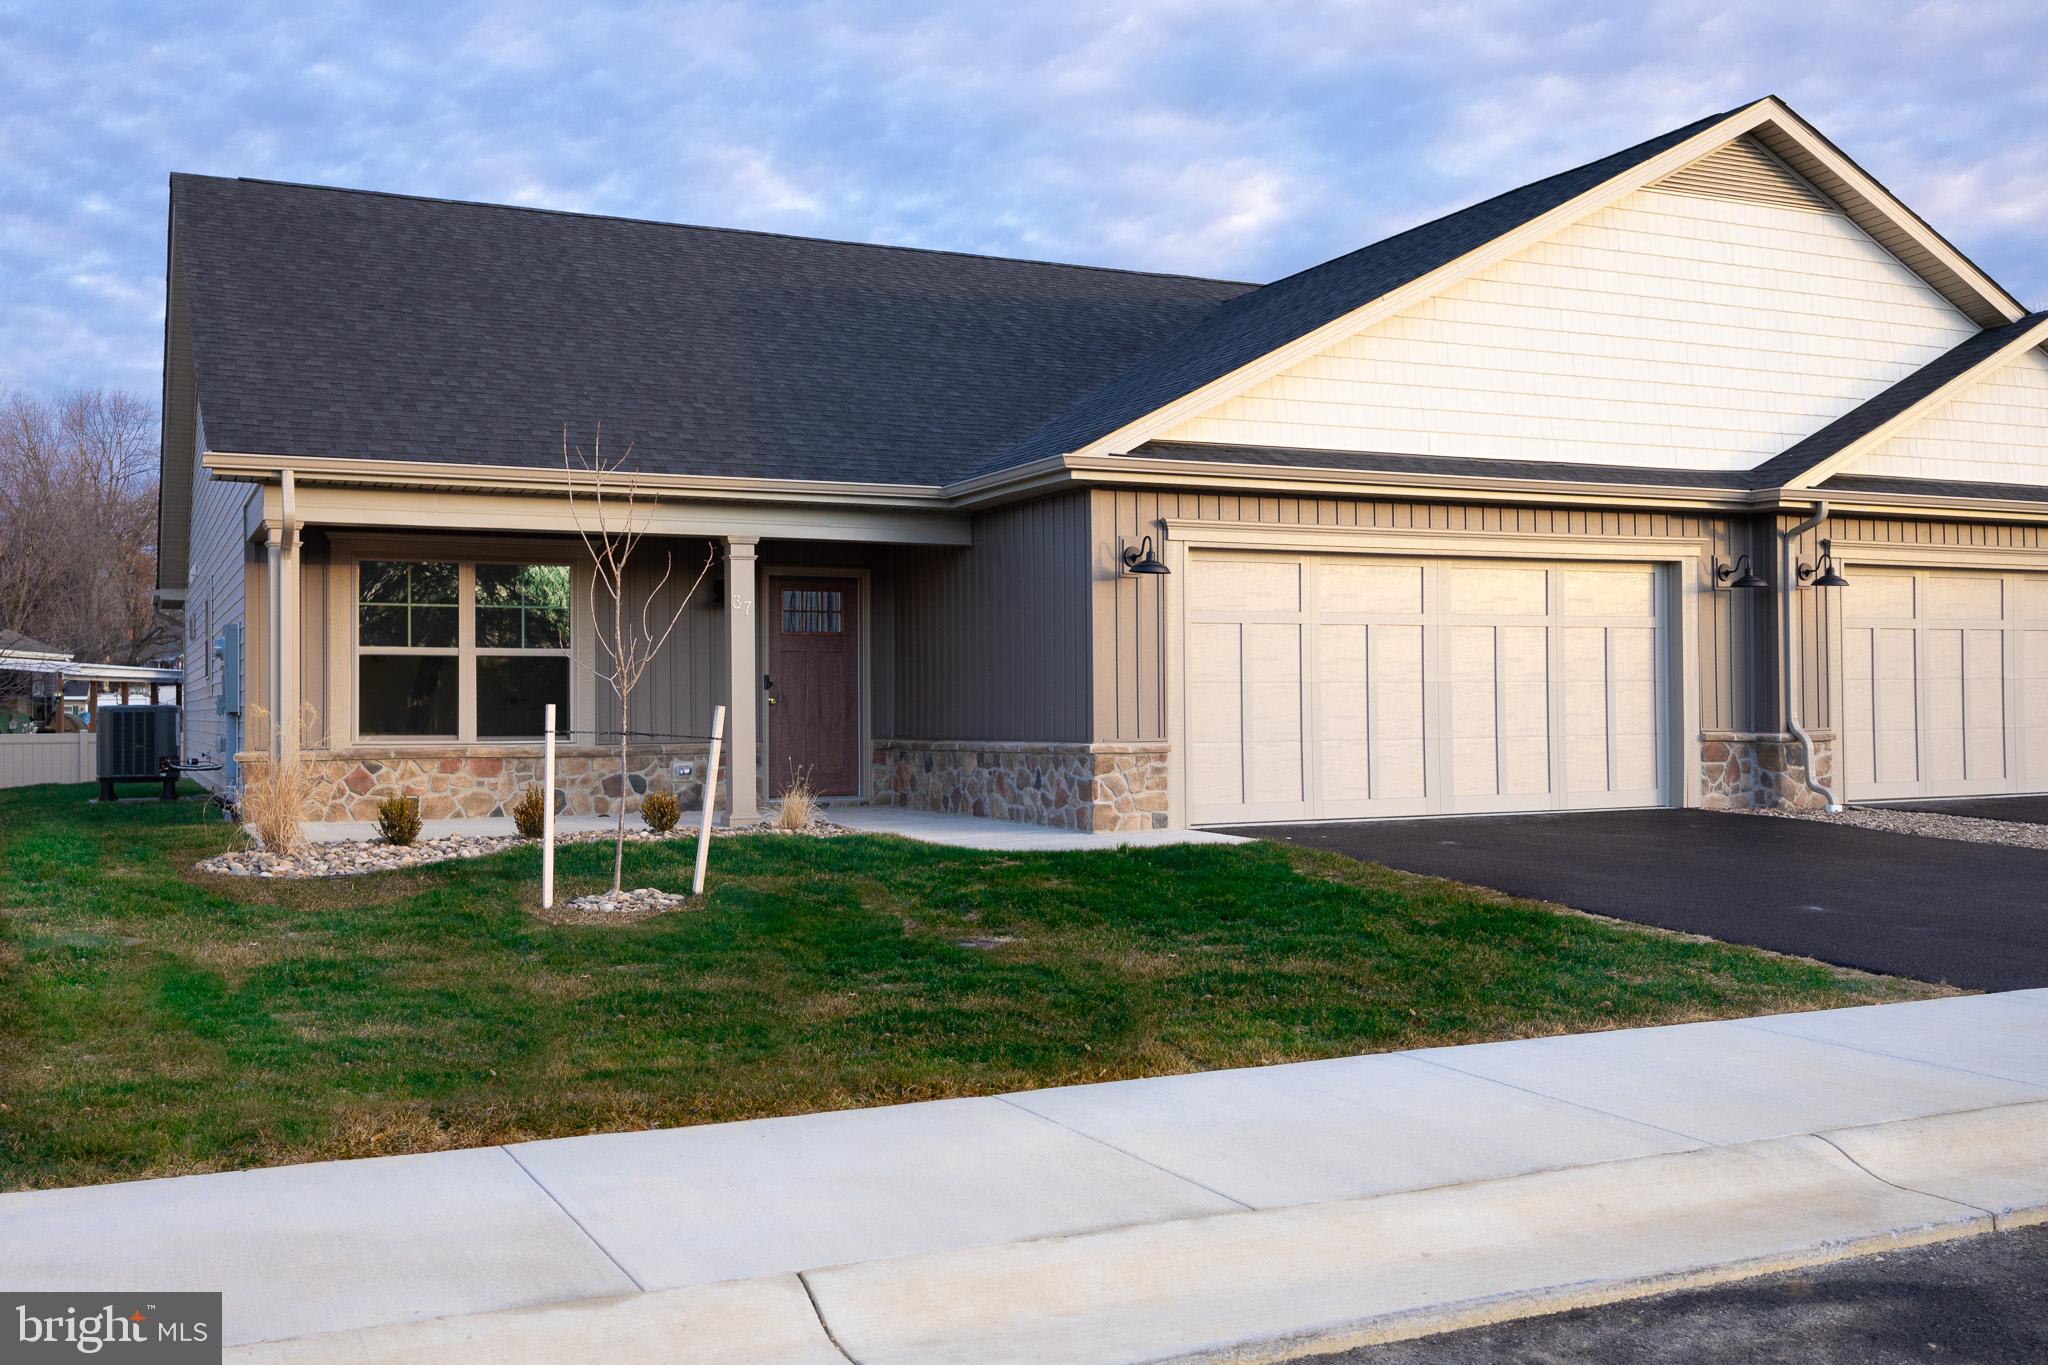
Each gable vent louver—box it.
[1650,136,1835,212]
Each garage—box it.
[1842,569,2048,800]
[1184,552,1672,824]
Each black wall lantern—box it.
[1121,535,1170,575]
[1798,539,1851,589]
[1714,554,1768,591]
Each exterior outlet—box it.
[674,761,694,780]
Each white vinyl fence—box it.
[0,732,97,789]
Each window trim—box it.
[349,555,577,745]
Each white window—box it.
[356,559,571,741]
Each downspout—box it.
[1778,502,1842,812]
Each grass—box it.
[0,781,1942,1190]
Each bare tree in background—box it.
[564,424,715,894]
[0,390,171,669]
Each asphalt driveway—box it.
[1220,810,2048,991]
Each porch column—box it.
[724,536,759,823]
[270,476,303,759]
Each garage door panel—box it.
[1188,622,1246,806]
[1563,627,1610,793]
[1560,568,1656,618]
[1318,562,1423,615]
[1448,566,1547,617]
[1929,576,2002,621]
[1316,626,1370,805]
[1609,627,1662,794]
[1193,558,1300,614]
[1965,630,2006,783]
[1499,626,1551,797]
[1244,623,1306,807]
[2025,631,2048,779]
[1843,628,1877,788]
[1370,625,1428,802]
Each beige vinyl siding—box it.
[1092,489,1776,745]
[179,408,257,785]
[1158,183,1976,473]
[1851,347,2048,487]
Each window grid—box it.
[356,559,572,741]
[781,589,843,635]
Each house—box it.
[0,630,180,731]
[155,96,2048,831]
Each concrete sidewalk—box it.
[5,992,2047,1362]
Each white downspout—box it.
[1778,502,1841,812]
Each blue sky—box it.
[3,1,2044,401]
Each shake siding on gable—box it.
[1158,184,1977,473]
[1852,347,2048,485]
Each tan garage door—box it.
[1186,553,1670,824]
[1842,570,2048,800]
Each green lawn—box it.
[0,781,1941,1190]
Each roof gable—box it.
[1150,170,1978,474]
[974,97,2026,479]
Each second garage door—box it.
[1842,569,2048,800]
[1186,553,1671,824]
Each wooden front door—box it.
[766,575,861,797]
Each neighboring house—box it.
[0,630,179,730]
[155,96,2048,830]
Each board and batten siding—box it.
[1091,488,1779,746]
[885,491,1093,743]
[1852,346,2048,486]
[1156,180,1976,473]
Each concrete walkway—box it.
[824,806,1250,850]
[4,992,2046,1362]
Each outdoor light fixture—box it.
[1798,539,1851,590]
[1121,535,1170,575]
[1714,554,1768,591]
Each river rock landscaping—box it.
[196,816,846,878]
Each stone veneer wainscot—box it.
[1699,731,1838,811]
[870,739,1171,832]
[247,745,727,823]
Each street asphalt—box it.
[1225,809,2048,991]
[1317,1224,2048,1364]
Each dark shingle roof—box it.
[0,629,68,659]
[969,104,1752,477]
[171,176,1252,485]
[1819,472,2048,502]
[1746,311,2048,489]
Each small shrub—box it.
[775,768,816,832]
[511,784,548,839]
[237,704,319,853]
[641,790,680,834]
[376,793,423,846]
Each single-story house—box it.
[157,95,2048,831]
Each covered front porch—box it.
[231,469,1153,831]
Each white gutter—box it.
[1778,502,1842,812]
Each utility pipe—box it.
[1778,502,1842,812]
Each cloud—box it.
[0,0,2043,400]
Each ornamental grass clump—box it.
[375,793,423,847]
[774,769,816,832]
[237,704,319,854]
[512,784,548,839]
[640,790,680,834]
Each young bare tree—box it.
[564,424,715,894]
